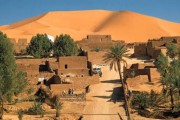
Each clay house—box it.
[124,62,160,82]
[16,58,56,85]
[16,55,99,95]
[49,56,99,95]
[9,38,28,54]
[124,62,162,93]
[57,56,91,77]
[134,36,180,59]
[77,35,124,51]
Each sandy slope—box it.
[0,10,180,42]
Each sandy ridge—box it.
[0,10,180,42]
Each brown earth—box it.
[1,10,180,43]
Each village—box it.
[0,31,179,120]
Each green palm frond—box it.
[103,43,127,71]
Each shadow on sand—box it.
[101,79,121,84]
[93,87,124,103]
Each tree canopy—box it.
[27,34,52,58]
[53,34,79,57]
[0,32,27,101]
[166,43,178,59]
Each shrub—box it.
[26,34,52,58]
[55,100,62,117]
[54,96,62,117]
[28,101,45,117]
[27,87,34,95]
[18,109,24,120]
[53,34,79,57]
[94,47,101,52]
[131,92,151,109]
[174,103,180,111]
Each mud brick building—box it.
[16,55,99,95]
[57,56,92,77]
[77,35,124,51]
[134,36,180,59]
[124,63,160,82]
[9,38,28,53]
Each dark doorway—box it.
[65,64,68,69]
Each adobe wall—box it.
[16,58,57,85]
[86,35,111,42]
[27,72,54,85]
[138,36,180,59]
[58,56,87,69]
[126,75,149,88]
[134,43,147,56]
[160,36,180,43]
[124,63,159,82]
[124,68,151,81]
[59,69,90,77]
[9,38,28,53]
[149,68,161,82]
[50,74,99,95]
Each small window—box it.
[65,64,68,69]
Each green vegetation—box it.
[53,34,79,57]
[0,31,27,119]
[91,47,101,52]
[54,97,62,117]
[155,46,180,112]
[26,34,52,58]
[166,43,178,59]
[18,109,24,120]
[131,92,151,109]
[28,101,45,117]
[103,43,131,120]
[132,44,180,119]
[27,87,35,95]
[155,53,168,91]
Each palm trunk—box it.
[117,61,131,120]
[169,88,174,112]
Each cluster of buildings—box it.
[12,35,180,96]
[16,55,99,95]
[134,36,180,59]
[124,36,180,93]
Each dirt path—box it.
[83,66,127,120]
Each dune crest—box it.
[0,10,180,43]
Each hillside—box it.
[0,10,180,43]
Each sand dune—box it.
[0,10,180,43]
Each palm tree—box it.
[103,43,131,120]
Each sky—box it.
[0,0,180,25]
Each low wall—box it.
[59,69,90,77]
[50,74,99,95]
[149,68,161,82]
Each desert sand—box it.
[0,10,180,43]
